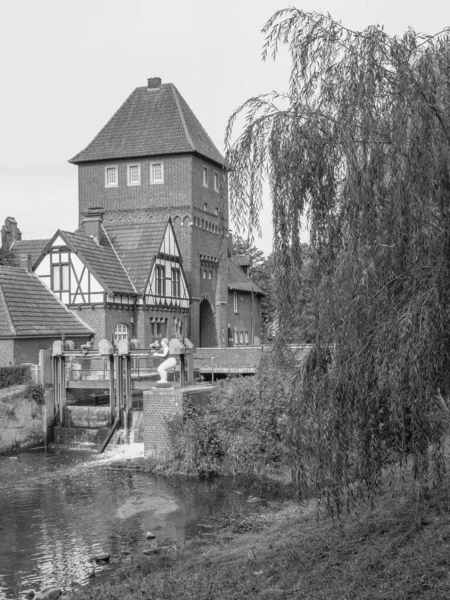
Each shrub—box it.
[165,348,295,479]
[24,383,45,404]
[0,366,31,389]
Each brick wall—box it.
[228,290,262,345]
[194,346,265,371]
[77,153,230,348]
[142,385,214,456]
[0,340,14,366]
[78,155,193,219]
[77,307,106,343]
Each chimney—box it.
[81,207,105,244]
[20,254,32,272]
[1,217,22,251]
[147,77,162,89]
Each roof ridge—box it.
[101,225,137,294]
[0,280,16,335]
[170,84,195,152]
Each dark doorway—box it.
[199,299,217,347]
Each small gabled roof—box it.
[228,259,265,295]
[69,83,225,167]
[103,219,171,294]
[9,239,50,268]
[36,230,136,296]
[0,266,94,338]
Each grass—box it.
[72,455,450,600]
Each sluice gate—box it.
[50,338,195,451]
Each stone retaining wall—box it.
[0,384,54,453]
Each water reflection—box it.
[0,448,280,598]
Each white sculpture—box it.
[152,338,176,383]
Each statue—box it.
[152,338,177,383]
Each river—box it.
[0,446,282,599]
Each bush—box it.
[0,366,31,389]
[165,349,295,479]
[24,383,45,404]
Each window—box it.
[214,172,219,192]
[215,208,218,216]
[240,331,244,344]
[234,328,238,345]
[155,265,165,296]
[151,162,164,184]
[204,203,208,211]
[171,268,181,297]
[233,291,238,313]
[105,166,118,188]
[203,270,207,279]
[151,319,167,339]
[127,163,140,186]
[245,331,249,344]
[208,271,212,280]
[203,166,208,187]
[52,263,70,292]
[115,324,128,341]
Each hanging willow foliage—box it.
[225,8,450,512]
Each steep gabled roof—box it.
[228,259,265,295]
[35,230,137,296]
[0,266,94,338]
[69,83,225,167]
[103,220,169,294]
[9,239,50,268]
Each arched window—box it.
[115,324,129,341]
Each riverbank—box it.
[71,462,450,600]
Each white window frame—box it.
[115,324,129,341]
[105,165,118,188]
[233,291,238,313]
[127,163,141,186]
[203,166,208,188]
[150,161,164,184]
[214,171,219,192]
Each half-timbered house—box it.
[31,212,190,346]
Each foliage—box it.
[225,8,450,511]
[0,249,13,266]
[0,366,31,389]
[24,383,45,404]
[166,352,295,478]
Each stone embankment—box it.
[0,384,49,453]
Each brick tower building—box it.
[69,77,229,347]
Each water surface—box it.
[0,447,279,598]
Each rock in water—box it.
[94,553,110,562]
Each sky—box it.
[1,0,450,255]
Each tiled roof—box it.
[61,230,137,296]
[9,239,50,268]
[69,83,225,167]
[103,221,167,294]
[228,259,265,295]
[0,266,94,338]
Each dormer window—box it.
[203,166,208,187]
[127,163,140,186]
[105,166,118,188]
[151,162,164,184]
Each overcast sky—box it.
[1,0,450,254]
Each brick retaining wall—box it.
[143,385,214,457]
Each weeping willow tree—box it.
[226,8,450,512]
